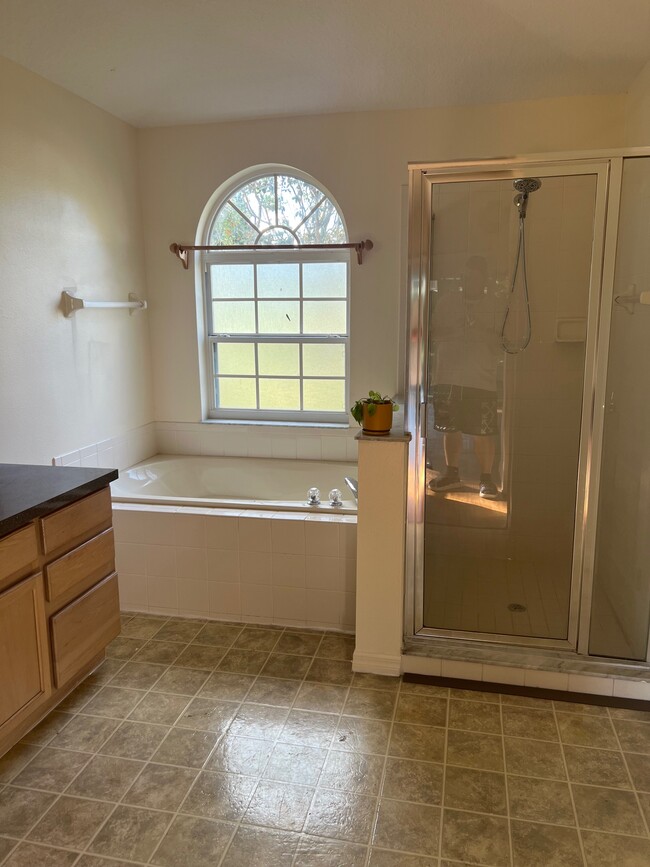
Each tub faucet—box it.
[329,489,343,508]
[344,477,358,501]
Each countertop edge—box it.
[0,466,118,539]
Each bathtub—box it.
[111,454,357,513]
[111,454,358,631]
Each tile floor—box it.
[1,614,650,866]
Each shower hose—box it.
[500,214,532,354]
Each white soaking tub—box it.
[111,455,358,631]
[111,454,357,513]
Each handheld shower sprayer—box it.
[500,177,541,354]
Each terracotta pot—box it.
[362,401,394,436]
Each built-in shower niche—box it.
[420,173,597,641]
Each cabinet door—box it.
[0,573,51,728]
[50,572,120,688]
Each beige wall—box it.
[137,94,625,427]
[0,57,153,464]
[625,57,650,144]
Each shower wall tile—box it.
[113,504,356,632]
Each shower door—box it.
[408,161,609,648]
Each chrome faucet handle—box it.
[329,488,343,508]
[307,487,321,506]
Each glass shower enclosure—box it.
[406,153,650,663]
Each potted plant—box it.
[351,391,399,436]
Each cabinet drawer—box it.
[40,487,112,556]
[0,573,50,728]
[45,528,115,607]
[50,572,120,688]
[0,524,39,588]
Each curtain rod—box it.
[169,240,373,269]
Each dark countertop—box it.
[0,464,119,539]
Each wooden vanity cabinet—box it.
[0,572,51,730]
[0,483,119,756]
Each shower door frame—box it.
[405,154,617,652]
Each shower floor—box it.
[423,542,571,639]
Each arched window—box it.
[202,169,349,423]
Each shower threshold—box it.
[403,633,650,683]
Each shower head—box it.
[513,177,541,218]
[513,177,542,194]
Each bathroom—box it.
[2,3,650,865]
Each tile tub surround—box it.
[53,423,157,472]
[1,614,650,866]
[155,420,359,462]
[113,505,357,631]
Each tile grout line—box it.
[499,694,515,867]
[4,615,650,864]
[208,628,327,867]
[287,634,360,867]
[361,674,404,867]
[45,617,241,866]
[606,704,650,840]
[80,618,342,864]
[72,618,232,866]
[437,685,452,865]
[144,623,279,866]
[551,699,589,866]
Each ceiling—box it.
[1,0,649,128]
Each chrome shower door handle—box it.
[420,401,427,440]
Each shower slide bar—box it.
[614,285,650,314]
[61,290,147,318]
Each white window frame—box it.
[203,246,350,424]
[200,165,352,427]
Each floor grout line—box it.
[607,704,650,840]
[437,685,452,865]
[3,614,650,866]
[552,699,589,866]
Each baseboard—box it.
[352,650,402,676]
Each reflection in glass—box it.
[423,176,596,642]
[590,158,650,660]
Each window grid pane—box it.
[210,263,348,339]
[206,182,349,420]
[211,337,346,415]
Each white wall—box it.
[0,57,154,465]
[137,94,625,430]
[625,57,650,144]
